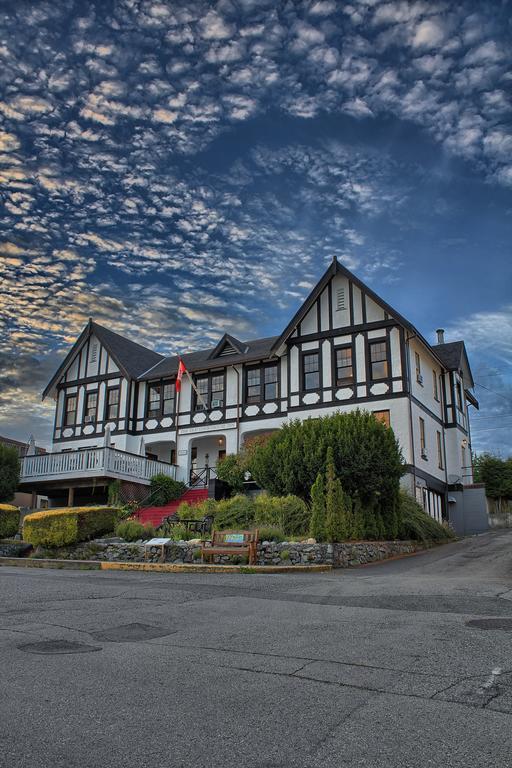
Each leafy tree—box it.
[0,445,20,503]
[248,409,404,531]
[215,454,245,495]
[473,453,512,512]
[309,472,326,541]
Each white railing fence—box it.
[20,447,176,484]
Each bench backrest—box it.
[211,529,258,547]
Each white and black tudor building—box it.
[20,259,481,525]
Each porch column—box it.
[31,490,37,510]
[67,486,75,507]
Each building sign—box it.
[179,422,236,436]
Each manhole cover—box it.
[466,618,512,631]
[90,622,176,643]
[18,640,102,655]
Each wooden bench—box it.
[201,529,258,565]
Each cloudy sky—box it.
[0,0,511,454]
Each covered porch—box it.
[19,446,176,508]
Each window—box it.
[264,365,278,400]
[211,374,224,407]
[433,370,439,401]
[303,352,320,390]
[246,368,261,403]
[246,365,278,403]
[335,347,353,385]
[147,384,161,416]
[456,381,463,410]
[170,448,176,465]
[89,342,98,363]
[194,372,225,410]
[106,387,119,420]
[162,382,175,415]
[419,418,426,457]
[64,394,77,427]
[373,410,390,428]
[437,431,444,469]
[369,340,388,380]
[195,376,209,410]
[415,352,422,383]
[84,391,97,423]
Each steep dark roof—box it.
[431,342,465,371]
[432,340,475,392]
[91,322,163,378]
[139,336,278,380]
[43,320,163,399]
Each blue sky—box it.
[0,0,511,453]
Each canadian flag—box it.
[176,358,186,392]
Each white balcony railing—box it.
[20,447,176,485]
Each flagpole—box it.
[174,384,181,481]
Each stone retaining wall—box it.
[38,537,428,567]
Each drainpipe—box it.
[234,366,241,453]
[404,331,418,497]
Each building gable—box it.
[43,319,163,399]
[272,259,401,353]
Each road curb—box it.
[0,556,332,574]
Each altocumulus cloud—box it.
[0,0,511,451]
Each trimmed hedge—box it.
[23,506,122,547]
[0,503,20,538]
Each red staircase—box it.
[136,487,209,528]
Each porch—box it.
[19,446,176,488]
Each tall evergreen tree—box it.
[309,472,326,541]
[351,496,366,540]
[325,447,350,542]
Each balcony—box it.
[19,447,176,487]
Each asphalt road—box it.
[1,530,512,768]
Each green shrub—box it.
[280,549,290,560]
[23,506,122,547]
[214,494,255,529]
[115,520,155,541]
[149,474,186,506]
[0,503,20,538]
[254,493,309,536]
[398,491,456,542]
[215,454,245,495]
[193,548,202,559]
[257,526,286,542]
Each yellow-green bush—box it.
[0,503,20,538]
[23,506,122,547]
